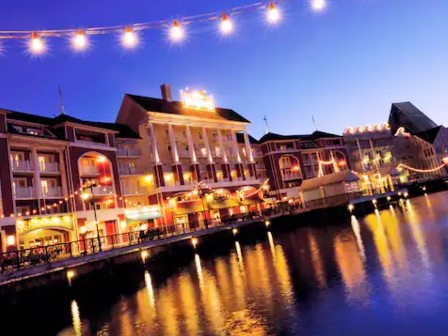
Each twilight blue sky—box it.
[0,0,447,139]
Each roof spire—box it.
[263,115,270,134]
[312,115,318,131]
[58,85,65,115]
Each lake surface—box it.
[8,192,448,335]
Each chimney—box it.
[160,83,172,101]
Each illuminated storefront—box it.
[124,206,162,231]
[16,215,75,249]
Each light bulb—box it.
[266,2,281,24]
[311,0,327,12]
[72,30,88,51]
[29,32,46,55]
[122,26,138,48]
[170,21,184,42]
[220,14,234,35]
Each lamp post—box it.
[80,225,87,255]
[81,182,102,252]
[193,182,209,229]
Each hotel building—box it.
[344,102,448,193]
[0,109,133,252]
[116,84,264,230]
[258,131,350,200]
[343,123,399,194]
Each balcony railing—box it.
[11,160,33,172]
[121,186,151,196]
[117,148,142,157]
[177,150,191,158]
[91,186,114,196]
[14,186,34,199]
[282,173,302,180]
[43,186,63,198]
[79,166,100,176]
[118,166,146,175]
[39,162,59,173]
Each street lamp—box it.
[193,182,210,229]
[79,225,87,255]
[81,181,102,252]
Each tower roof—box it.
[388,102,437,135]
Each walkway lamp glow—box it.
[81,182,102,252]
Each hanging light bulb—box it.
[72,30,88,51]
[122,26,138,48]
[170,20,184,42]
[29,32,46,55]
[311,0,327,12]
[266,2,281,24]
[220,14,234,35]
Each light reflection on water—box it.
[54,192,448,335]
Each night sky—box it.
[0,0,447,139]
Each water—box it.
[7,192,448,335]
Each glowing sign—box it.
[125,206,162,221]
[16,215,74,234]
[180,88,215,112]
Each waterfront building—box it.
[344,102,448,190]
[258,131,350,201]
[389,102,448,180]
[115,84,264,230]
[343,123,400,194]
[0,109,132,252]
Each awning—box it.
[208,199,239,210]
[173,201,206,215]
[125,207,162,221]
[299,170,359,192]
[239,198,264,206]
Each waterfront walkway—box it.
[0,218,263,286]
[0,190,406,286]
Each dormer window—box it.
[27,128,41,135]
[12,125,23,133]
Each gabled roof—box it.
[4,109,55,125]
[413,126,443,144]
[126,94,250,123]
[2,109,139,139]
[236,133,259,144]
[388,102,437,135]
[259,130,341,143]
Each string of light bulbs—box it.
[0,0,329,56]
[396,163,447,174]
[240,178,270,198]
[318,159,335,165]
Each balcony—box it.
[91,186,114,196]
[43,186,63,198]
[117,148,141,157]
[79,165,100,176]
[11,160,33,172]
[118,165,146,176]
[282,172,302,181]
[178,150,191,158]
[121,185,151,196]
[158,177,261,193]
[39,162,60,174]
[14,186,34,199]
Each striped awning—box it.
[173,201,205,215]
[208,199,240,210]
